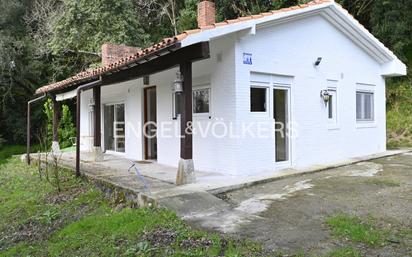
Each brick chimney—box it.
[101,43,141,66]
[197,0,216,28]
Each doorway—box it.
[143,86,157,160]
[103,103,125,153]
[273,88,290,163]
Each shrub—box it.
[43,99,76,149]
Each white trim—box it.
[273,85,292,167]
[56,88,77,101]
[250,84,270,115]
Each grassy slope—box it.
[0,158,263,257]
[386,79,412,148]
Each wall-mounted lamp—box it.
[88,98,95,111]
[320,89,330,104]
[172,71,184,94]
[314,57,322,66]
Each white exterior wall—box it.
[79,35,239,174]
[233,15,386,175]
[80,14,389,176]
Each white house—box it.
[34,0,406,184]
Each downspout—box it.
[27,93,47,164]
[75,78,102,177]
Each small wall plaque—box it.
[243,53,252,65]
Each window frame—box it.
[250,84,269,114]
[192,84,211,117]
[327,88,337,124]
[356,90,375,123]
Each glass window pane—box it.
[364,93,373,120]
[328,94,333,119]
[251,87,267,112]
[356,93,362,120]
[172,93,182,118]
[193,88,210,113]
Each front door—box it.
[274,88,290,163]
[103,103,125,153]
[143,86,157,160]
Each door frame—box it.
[102,101,126,155]
[273,84,292,167]
[143,86,157,160]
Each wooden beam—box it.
[102,42,210,85]
[180,62,193,160]
[93,87,101,147]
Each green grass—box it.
[326,214,386,246]
[61,146,76,152]
[324,247,362,257]
[0,158,263,256]
[364,178,400,187]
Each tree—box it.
[371,0,412,67]
[50,0,149,55]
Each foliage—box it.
[326,214,386,246]
[177,0,198,33]
[371,0,412,64]
[43,99,76,148]
[0,145,26,164]
[0,135,5,149]
[50,0,149,55]
[0,157,264,256]
[59,104,76,148]
[386,79,412,147]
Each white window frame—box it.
[192,84,211,117]
[356,90,375,123]
[250,83,270,116]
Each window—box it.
[250,87,267,112]
[172,93,182,119]
[193,87,210,114]
[327,89,337,122]
[356,91,374,121]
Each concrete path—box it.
[179,153,412,256]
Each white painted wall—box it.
[233,14,387,175]
[79,14,389,177]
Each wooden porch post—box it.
[51,95,61,152]
[176,62,195,185]
[93,86,103,161]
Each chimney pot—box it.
[197,0,216,28]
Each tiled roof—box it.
[36,0,331,94]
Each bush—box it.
[0,145,26,164]
[0,135,5,149]
[386,79,412,148]
[43,99,76,149]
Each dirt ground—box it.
[187,153,412,256]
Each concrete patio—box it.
[45,149,410,205]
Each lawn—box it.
[0,157,263,257]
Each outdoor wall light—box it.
[88,98,95,111]
[320,89,331,104]
[172,71,184,94]
[314,57,322,66]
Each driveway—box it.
[181,153,412,256]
